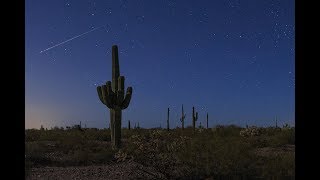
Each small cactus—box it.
[128,120,131,130]
[192,106,198,131]
[206,113,209,129]
[180,104,186,130]
[167,108,170,131]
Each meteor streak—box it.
[40,26,103,53]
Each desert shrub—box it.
[25,142,52,165]
[176,133,257,178]
[214,125,242,137]
[268,128,295,147]
[90,150,115,163]
[25,126,294,178]
[25,129,41,141]
[257,152,295,178]
[83,129,110,141]
[72,149,89,165]
[240,126,265,137]
[57,133,86,153]
[122,131,190,178]
[244,136,269,148]
[122,128,138,139]
[264,127,282,136]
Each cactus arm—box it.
[106,81,116,104]
[196,112,198,121]
[101,85,114,109]
[106,81,115,96]
[121,87,132,109]
[97,86,107,105]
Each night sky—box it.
[25,0,295,129]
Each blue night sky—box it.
[25,0,295,129]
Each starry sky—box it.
[25,0,295,129]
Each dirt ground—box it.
[26,161,168,180]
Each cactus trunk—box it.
[180,104,186,130]
[181,106,184,130]
[128,120,131,130]
[97,45,133,149]
[206,113,208,129]
[110,110,114,140]
[192,106,198,131]
[167,108,170,131]
[113,109,122,147]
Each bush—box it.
[25,126,294,179]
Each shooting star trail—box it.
[40,26,103,54]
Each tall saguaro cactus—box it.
[180,104,186,130]
[128,120,131,130]
[192,106,198,131]
[97,45,133,149]
[167,108,170,131]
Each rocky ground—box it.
[26,161,168,180]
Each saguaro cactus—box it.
[128,120,131,130]
[180,104,186,130]
[167,108,170,131]
[192,106,198,131]
[97,45,133,149]
[206,113,209,129]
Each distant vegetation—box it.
[25,125,295,179]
